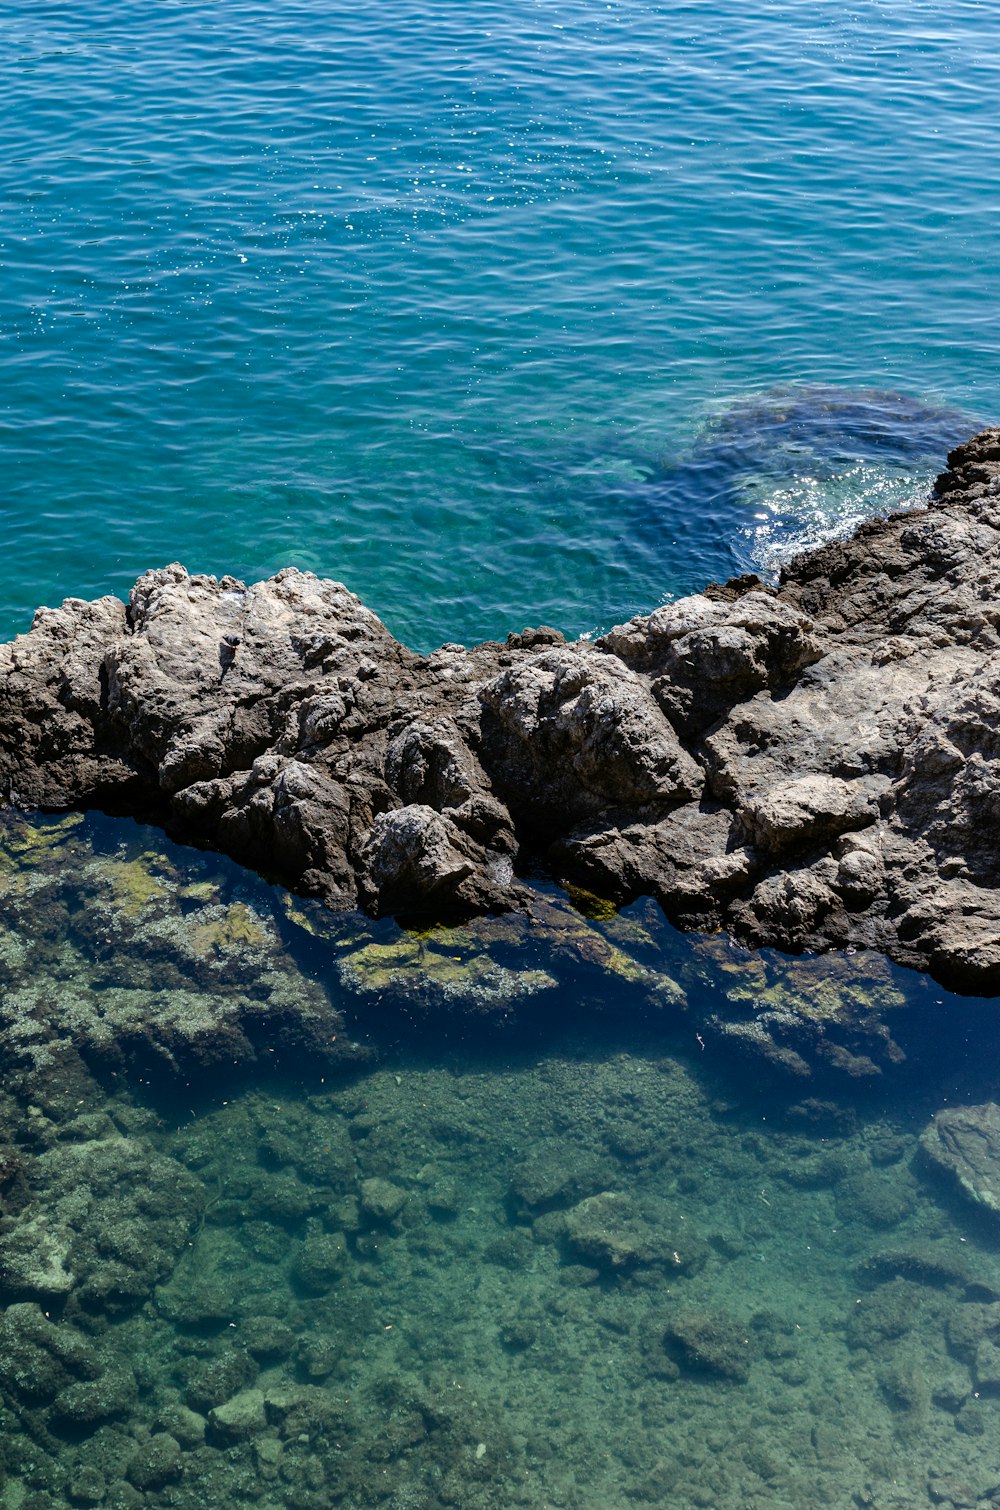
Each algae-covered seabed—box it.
[1,816,999,1509]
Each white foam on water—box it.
[737,461,934,578]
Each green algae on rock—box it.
[695,937,910,1078]
[0,811,365,1083]
[0,1135,203,1311]
[284,889,686,1023]
[0,806,923,1090]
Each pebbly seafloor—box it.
[0,811,1000,1509]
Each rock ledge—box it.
[4,430,1000,994]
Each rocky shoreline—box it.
[4,430,1000,995]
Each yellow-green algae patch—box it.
[186,902,272,961]
[337,932,558,1006]
[283,893,685,1015]
[88,851,177,918]
[564,883,621,921]
[695,937,910,1077]
[0,811,87,895]
[711,946,907,1026]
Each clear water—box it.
[2,813,1000,1509]
[3,3,1000,1507]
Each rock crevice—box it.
[5,431,1000,993]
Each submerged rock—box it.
[125,1432,183,1491]
[562,1191,705,1273]
[207,1387,268,1445]
[359,1177,407,1224]
[50,1366,138,1429]
[0,1136,203,1313]
[291,1225,348,1293]
[6,430,1000,993]
[0,811,367,1083]
[921,1103,1000,1214]
[0,1304,99,1405]
[663,1307,752,1383]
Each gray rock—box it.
[359,1177,407,1224]
[0,1304,99,1405]
[928,1473,980,1508]
[155,1404,207,1448]
[184,1349,258,1414]
[946,1301,1000,1363]
[238,1315,296,1362]
[67,1467,106,1505]
[291,1226,348,1292]
[7,430,1000,993]
[0,1137,203,1316]
[509,1153,611,1215]
[50,1367,138,1429]
[975,1338,1000,1393]
[664,1308,752,1383]
[562,1191,703,1273]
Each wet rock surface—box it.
[5,430,1000,994]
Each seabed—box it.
[0,813,998,1510]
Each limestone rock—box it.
[50,1366,138,1428]
[208,1386,268,1444]
[359,1177,407,1224]
[562,1191,703,1273]
[291,1225,348,1292]
[0,1136,202,1313]
[0,1304,99,1405]
[185,1349,258,1414]
[126,1433,183,1490]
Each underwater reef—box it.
[4,430,1000,997]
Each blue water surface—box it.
[1,0,998,649]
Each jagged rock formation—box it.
[3,430,1000,993]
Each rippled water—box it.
[2,0,999,647]
[4,4,1000,1507]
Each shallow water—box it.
[0,815,999,1509]
[5,2,1000,1506]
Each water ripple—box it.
[1,0,999,648]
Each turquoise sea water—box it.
[4,3,1000,1507]
[3,0,999,647]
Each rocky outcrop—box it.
[5,430,1000,993]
